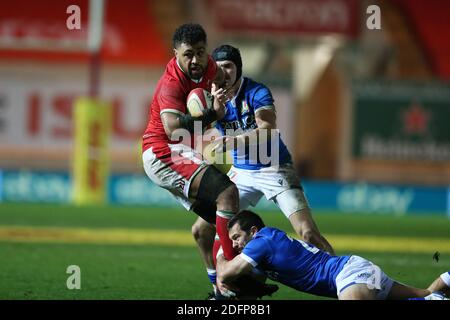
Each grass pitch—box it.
[0,203,449,300]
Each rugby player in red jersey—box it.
[143,24,273,298]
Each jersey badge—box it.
[241,100,250,114]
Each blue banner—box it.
[0,169,448,216]
[109,174,179,207]
[304,181,447,215]
[1,170,71,203]
[0,170,3,202]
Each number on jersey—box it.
[287,235,320,254]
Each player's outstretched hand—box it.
[211,83,227,119]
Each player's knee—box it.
[301,229,321,245]
[301,229,313,242]
[191,222,202,241]
[191,220,213,242]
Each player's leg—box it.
[191,215,216,293]
[289,208,335,255]
[274,189,335,255]
[213,181,262,264]
[385,282,430,299]
[393,271,450,299]
[191,216,215,268]
[190,200,243,300]
[189,165,239,261]
[151,142,239,261]
[343,281,447,300]
[190,168,263,298]
[143,144,236,262]
[338,284,378,300]
[340,261,449,300]
[143,146,244,298]
[427,271,450,296]
[190,183,278,300]
[215,184,240,259]
[386,279,448,300]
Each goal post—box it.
[72,0,111,205]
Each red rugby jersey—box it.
[142,56,217,153]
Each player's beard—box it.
[189,64,204,80]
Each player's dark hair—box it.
[172,23,207,48]
[212,44,243,83]
[227,210,265,232]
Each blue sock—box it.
[207,268,216,285]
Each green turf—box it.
[1,203,450,237]
[0,203,449,300]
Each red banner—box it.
[209,0,359,37]
[0,0,169,66]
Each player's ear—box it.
[250,226,258,237]
[173,48,178,57]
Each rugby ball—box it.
[186,88,213,117]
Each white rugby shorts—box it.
[227,164,310,218]
[143,144,208,210]
[335,255,394,299]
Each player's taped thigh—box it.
[273,188,310,219]
[194,165,235,223]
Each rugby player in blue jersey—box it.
[190,44,334,298]
[215,210,450,300]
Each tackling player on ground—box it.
[216,210,450,300]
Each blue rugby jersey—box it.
[241,227,350,298]
[216,77,291,170]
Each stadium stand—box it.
[393,0,450,80]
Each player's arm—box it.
[236,107,277,145]
[216,253,253,283]
[252,107,277,140]
[254,107,276,129]
[161,110,217,137]
[212,107,277,152]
